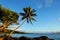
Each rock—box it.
[49,39,54,40]
[12,37,19,40]
[0,35,54,40]
[33,37,39,40]
[19,36,29,40]
[39,36,49,40]
[19,36,54,40]
[33,36,50,40]
[2,34,13,40]
[19,36,34,40]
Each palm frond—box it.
[19,13,25,16]
[21,17,25,21]
[32,9,36,12]
[31,14,37,16]
[31,9,36,13]
[26,18,29,23]
[29,17,32,24]
[23,8,27,13]
[20,7,37,24]
[31,18,36,21]
[28,6,31,12]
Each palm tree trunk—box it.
[8,19,26,37]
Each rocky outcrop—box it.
[33,36,49,40]
[19,36,54,40]
[0,35,54,40]
[19,36,32,40]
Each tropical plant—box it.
[0,5,19,31]
[8,7,37,37]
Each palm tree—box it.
[8,7,37,37]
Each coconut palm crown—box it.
[8,7,37,37]
[20,7,37,24]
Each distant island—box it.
[0,29,60,34]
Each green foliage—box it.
[8,7,37,37]
[0,5,19,24]
[20,7,37,24]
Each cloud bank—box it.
[37,0,53,9]
[45,0,53,7]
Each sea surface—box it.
[0,33,60,40]
[11,33,60,40]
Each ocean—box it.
[11,33,60,40]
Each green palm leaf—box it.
[19,13,25,16]
[20,7,37,24]
[31,14,37,16]
[31,18,36,21]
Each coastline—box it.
[0,33,59,40]
[0,34,54,40]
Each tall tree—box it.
[8,7,37,37]
[0,5,19,31]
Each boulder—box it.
[19,36,29,40]
[39,36,49,40]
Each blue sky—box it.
[0,0,60,33]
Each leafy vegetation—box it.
[0,5,19,31]
[20,7,37,24]
[0,5,37,39]
[9,6,37,37]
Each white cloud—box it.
[58,18,60,20]
[37,3,43,9]
[37,0,53,9]
[45,0,53,7]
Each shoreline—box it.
[0,34,54,40]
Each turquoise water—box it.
[11,33,60,40]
